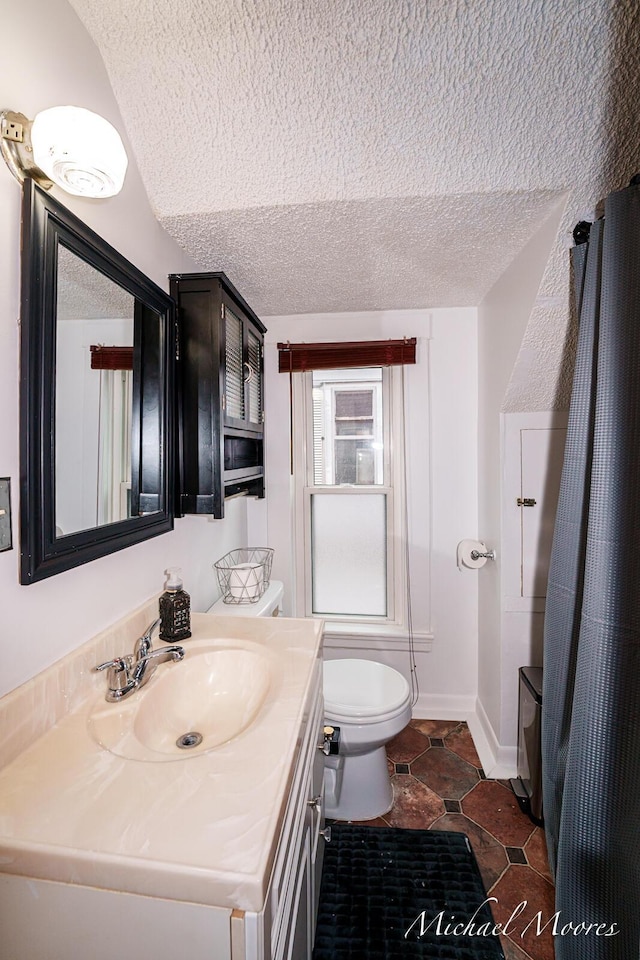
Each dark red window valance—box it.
[277,338,416,373]
[90,345,133,371]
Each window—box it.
[293,366,406,625]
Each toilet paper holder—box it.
[456,539,496,571]
[470,548,496,561]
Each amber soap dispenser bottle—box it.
[159,567,192,641]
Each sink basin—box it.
[88,639,272,761]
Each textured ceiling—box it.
[68,0,640,408]
[162,190,561,315]
[57,245,134,321]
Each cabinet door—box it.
[286,834,312,960]
[246,326,264,429]
[223,304,264,434]
[520,427,566,598]
[309,714,325,946]
[272,809,312,960]
[171,276,224,517]
[223,303,247,429]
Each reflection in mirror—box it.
[55,244,136,535]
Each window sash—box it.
[309,374,387,488]
[303,485,394,622]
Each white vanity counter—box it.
[0,605,323,915]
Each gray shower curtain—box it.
[542,182,640,959]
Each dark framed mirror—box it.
[19,179,176,583]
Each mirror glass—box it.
[55,244,136,534]
[20,180,175,584]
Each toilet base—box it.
[324,746,393,821]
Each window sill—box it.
[321,622,433,653]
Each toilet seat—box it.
[323,658,411,724]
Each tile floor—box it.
[331,719,555,960]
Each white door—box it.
[519,427,566,598]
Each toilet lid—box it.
[323,658,411,721]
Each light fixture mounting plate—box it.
[0,109,53,189]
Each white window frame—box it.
[97,367,132,526]
[292,365,408,630]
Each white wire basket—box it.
[213,548,274,604]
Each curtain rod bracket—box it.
[572,221,591,246]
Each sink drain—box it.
[176,731,203,749]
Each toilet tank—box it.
[206,580,284,617]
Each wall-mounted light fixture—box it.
[0,106,128,198]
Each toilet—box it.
[207,587,410,822]
[207,579,284,617]
[323,658,412,821]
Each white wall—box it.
[476,198,567,769]
[56,317,132,533]
[254,308,480,716]
[0,0,247,697]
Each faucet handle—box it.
[95,655,132,695]
[95,656,128,673]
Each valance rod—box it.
[277,338,416,373]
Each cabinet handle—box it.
[243,361,254,383]
[307,795,322,811]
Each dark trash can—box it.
[510,666,543,826]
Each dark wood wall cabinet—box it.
[169,272,266,517]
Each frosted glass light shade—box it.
[31,106,128,198]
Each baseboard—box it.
[470,697,518,779]
[411,692,476,720]
[411,693,517,779]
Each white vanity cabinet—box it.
[0,609,325,960]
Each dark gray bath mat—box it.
[313,824,504,959]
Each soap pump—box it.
[159,567,191,641]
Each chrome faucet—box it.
[95,618,185,702]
